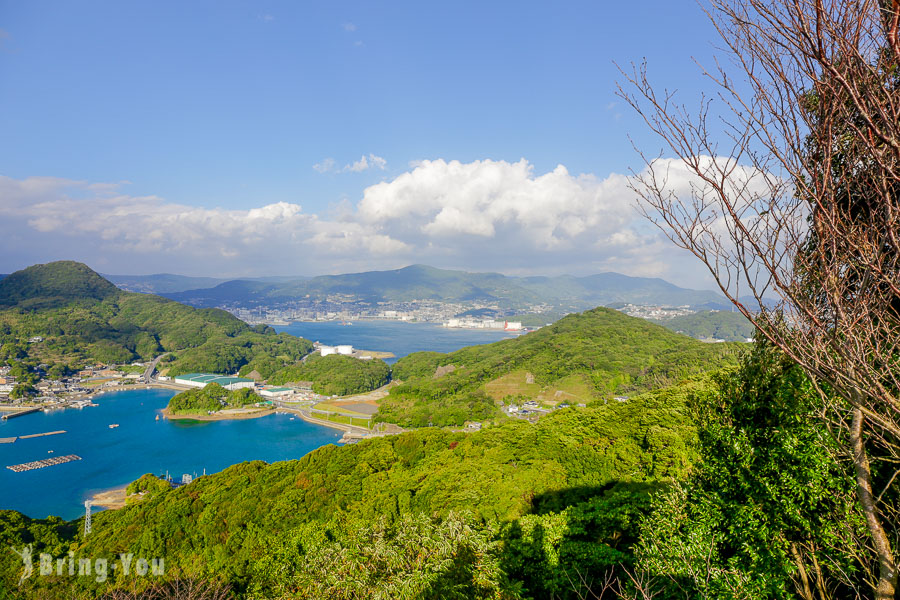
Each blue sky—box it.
[0,1,726,287]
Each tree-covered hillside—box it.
[1,377,706,599]
[379,307,738,427]
[0,262,313,374]
[653,309,754,342]
[269,353,391,396]
[0,261,119,310]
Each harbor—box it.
[0,388,344,519]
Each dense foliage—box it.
[166,384,260,415]
[268,354,391,396]
[0,511,75,599]
[251,513,518,600]
[635,341,867,599]
[0,262,313,374]
[125,474,172,499]
[380,307,737,427]
[652,310,754,342]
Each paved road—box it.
[142,355,164,383]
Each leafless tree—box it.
[100,578,232,600]
[618,1,900,598]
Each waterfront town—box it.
[224,297,552,327]
[217,295,710,333]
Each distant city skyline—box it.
[1,1,730,288]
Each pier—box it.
[19,430,66,439]
[6,455,82,473]
[1,407,42,420]
[0,430,66,444]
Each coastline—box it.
[279,407,362,433]
[91,382,177,395]
[90,485,129,509]
[161,406,275,421]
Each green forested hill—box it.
[379,307,739,427]
[269,353,391,395]
[0,262,313,374]
[0,261,119,310]
[0,378,707,599]
[653,309,754,342]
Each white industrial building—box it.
[319,345,353,357]
[173,373,256,391]
[260,387,293,398]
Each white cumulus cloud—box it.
[0,157,745,286]
[0,175,408,276]
[358,158,637,250]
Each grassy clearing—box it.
[315,412,373,429]
[313,401,370,417]
[483,370,595,407]
[484,370,542,401]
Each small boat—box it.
[48,450,54,454]
[155,414,160,421]
[108,424,119,429]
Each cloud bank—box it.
[0,158,723,285]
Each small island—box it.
[163,383,274,420]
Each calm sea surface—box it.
[274,320,515,362]
[0,389,343,519]
[2,321,510,520]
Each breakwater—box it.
[1,407,42,420]
[0,430,66,444]
[20,430,66,439]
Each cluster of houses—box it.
[0,361,144,405]
[503,398,595,421]
[443,319,524,331]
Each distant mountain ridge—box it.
[103,273,308,294]
[157,264,729,309]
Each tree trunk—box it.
[850,406,898,600]
[790,542,815,600]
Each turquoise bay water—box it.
[0,389,342,520]
[1,321,511,520]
